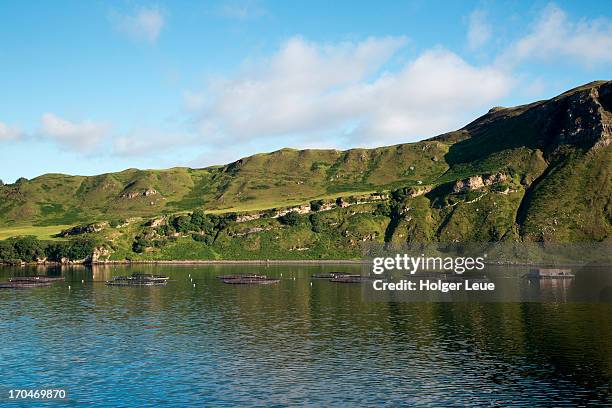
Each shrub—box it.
[45,242,69,261]
[132,236,152,253]
[158,224,176,236]
[172,215,191,233]
[0,240,17,261]
[263,208,277,218]
[10,236,45,262]
[279,211,300,226]
[224,213,238,222]
[491,183,510,192]
[309,213,323,233]
[309,200,324,212]
[190,209,206,231]
[391,189,407,201]
[374,202,392,217]
[109,219,126,228]
[46,238,96,261]
[65,238,96,260]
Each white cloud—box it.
[41,113,110,151]
[345,48,512,143]
[192,36,410,139]
[187,36,512,148]
[0,121,21,141]
[111,6,165,44]
[500,4,612,66]
[467,9,491,50]
[113,128,195,157]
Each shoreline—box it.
[95,259,367,265]
[1,259,367,266]
[1,259,607,267]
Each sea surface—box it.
[0,264,611,406]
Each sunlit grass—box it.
[0,225,71,240]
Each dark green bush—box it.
[309,200,324,212]
[66,238,96,260]
[132,236,152,253]
[172,215,191,233]
[0,236,97,262]
[279,211,300,226]
[309,213,323,233]
[0,240,17,260]
[374,202,392,217]
[10,236,45,262]
[109,219,126,228]
[190,209,206,231]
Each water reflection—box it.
[0,264,610,406]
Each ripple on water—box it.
[0,265,611,406]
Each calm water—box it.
[1,264,611,406]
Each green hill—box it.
[0,80,610,261]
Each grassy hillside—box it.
[0,142,450,228]
[0,80,610,261]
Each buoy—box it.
[81,280,84,283]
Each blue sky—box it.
[0,0,611,182]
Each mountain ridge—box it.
[0,81,610,257]
[14,80,610,182]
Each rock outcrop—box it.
[453,173,507,193]
[146,216,167,228]
[91,246,112,263]
[57,222,109,237]
[121,188,159,199]
[236,213,263,223]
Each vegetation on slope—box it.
[0,80,610,262]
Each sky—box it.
[0,0,611,183]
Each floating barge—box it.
[330,274,373,283]
[311,272,356,279]
[0,276,64,289]
[10,276,64,283]
[217,274,268,280]
[218,274,280,285]
[311,273,374,283]
[0,281,53,289]
[106,273,169,286]
[525,268,574,279]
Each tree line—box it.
[0,236,97,263]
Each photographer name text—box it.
[372,279,495,292]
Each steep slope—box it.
[430,80,612,242]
